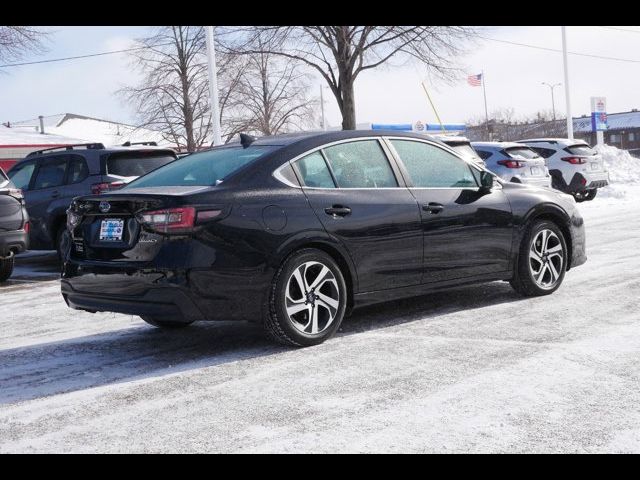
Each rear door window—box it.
[476,150,492,160]
[33,157,68,190]
[565,144,596,156]
[66,155,90,184]
[8,161,36,190]
[106,151,177,178]
[322,140,398,188]
[297,152,336,188]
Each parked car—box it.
[7,142,178,256]
[432,135,486,168]
[0,167,29,282]
[61,130,586,347]
[516,138,609,202]
[471,142,552,188]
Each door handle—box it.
[324,205,352,217]
[423,202,444,214]
[51,191,60,199]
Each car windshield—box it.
[124,145,278,188]
[566,144,596,156]
[449,143,479,159]
[505,147,541,160]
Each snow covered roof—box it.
[0,125,85,147]
[8,113,174,148]
[574,110,640,133]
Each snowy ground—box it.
[1,187,639,453]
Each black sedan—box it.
[61,130,586,346]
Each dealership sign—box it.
[590,97,608,132]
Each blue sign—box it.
[591,112,608,132]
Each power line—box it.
[478,35,640,64]
[598,26,640,34]
[0,42,173,68]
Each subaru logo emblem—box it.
[99,201,111,213]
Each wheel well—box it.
[528,212,573,269]
[294,242,355,314]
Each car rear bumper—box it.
[568,211,587,270]
[570,171,610,191]
[0,229,28,257]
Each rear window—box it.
[125,145,278,188]
[0,169,9,188]
[565,144,595,156]
[106,151,177,178]
[448,143,479,160]
[504,147,540,160]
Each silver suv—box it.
[516,138,609,202]
[472,142,551,188]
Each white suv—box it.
[516,138,610,202]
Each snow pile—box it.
[594,144,640,198]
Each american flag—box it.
[467,73,482,87]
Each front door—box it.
[386,138,513,284]
[294,139,423,293]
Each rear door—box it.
[26,155,69,247]
[293,138,423,292]
[386,138,513,283]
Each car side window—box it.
[32,156,68,190]
[476,150,492,160]
[322,140,398,188]
[297,151,336,188]
[390,140,478,188]
[8,161,37,190]
[529,146,556,159]
[66,155,89,184]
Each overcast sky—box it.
[1,26,639,129]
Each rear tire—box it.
[140,316,194,329]
[0,255,15,283]
[510,220,567,297]
[264,248,347,347]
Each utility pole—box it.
[320,85,326,131]
[205,26,222,146]
[561,26,573,139]
[542,82,561,121]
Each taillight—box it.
[91,181,125,195]
[139,207,197,233]
[561,156,587,165]
[23,221,30,233]
[497,160,524,169]
[138,207,222,233]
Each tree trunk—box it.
[340,78,356,130]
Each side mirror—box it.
[479,171,494,191]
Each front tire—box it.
[510,220,567,296]
[265,248,347,347]
[140,316,194,329]
[0,254,15,283]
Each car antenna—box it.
[240,133,256,149]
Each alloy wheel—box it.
[529,229,564,290]
[285,261,340,335]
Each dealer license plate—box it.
[99,219,124,242]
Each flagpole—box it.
[481,70,490,140]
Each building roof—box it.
[0,125,85,147]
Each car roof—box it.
[516,138,589,146]
[472,141,527,149]
[430,135,471,145]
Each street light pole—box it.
[542,82,562,121]
[561,26,573,140]
[205,26,222,146]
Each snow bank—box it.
[594,144,640,198]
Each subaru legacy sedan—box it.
[61,130,586,347]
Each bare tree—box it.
[0,26,48,66]
[236,46,317,136]
[221,26,476,130]
[119,26,247,151]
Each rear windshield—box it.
[124,145,278,188]
[565,144,596,156]
[504,147,541,160]
[0,169,8,188]
[449,143,479,159]
[106,151,177,178]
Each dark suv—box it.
[7,143,177,255]
[0,167,29,282]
